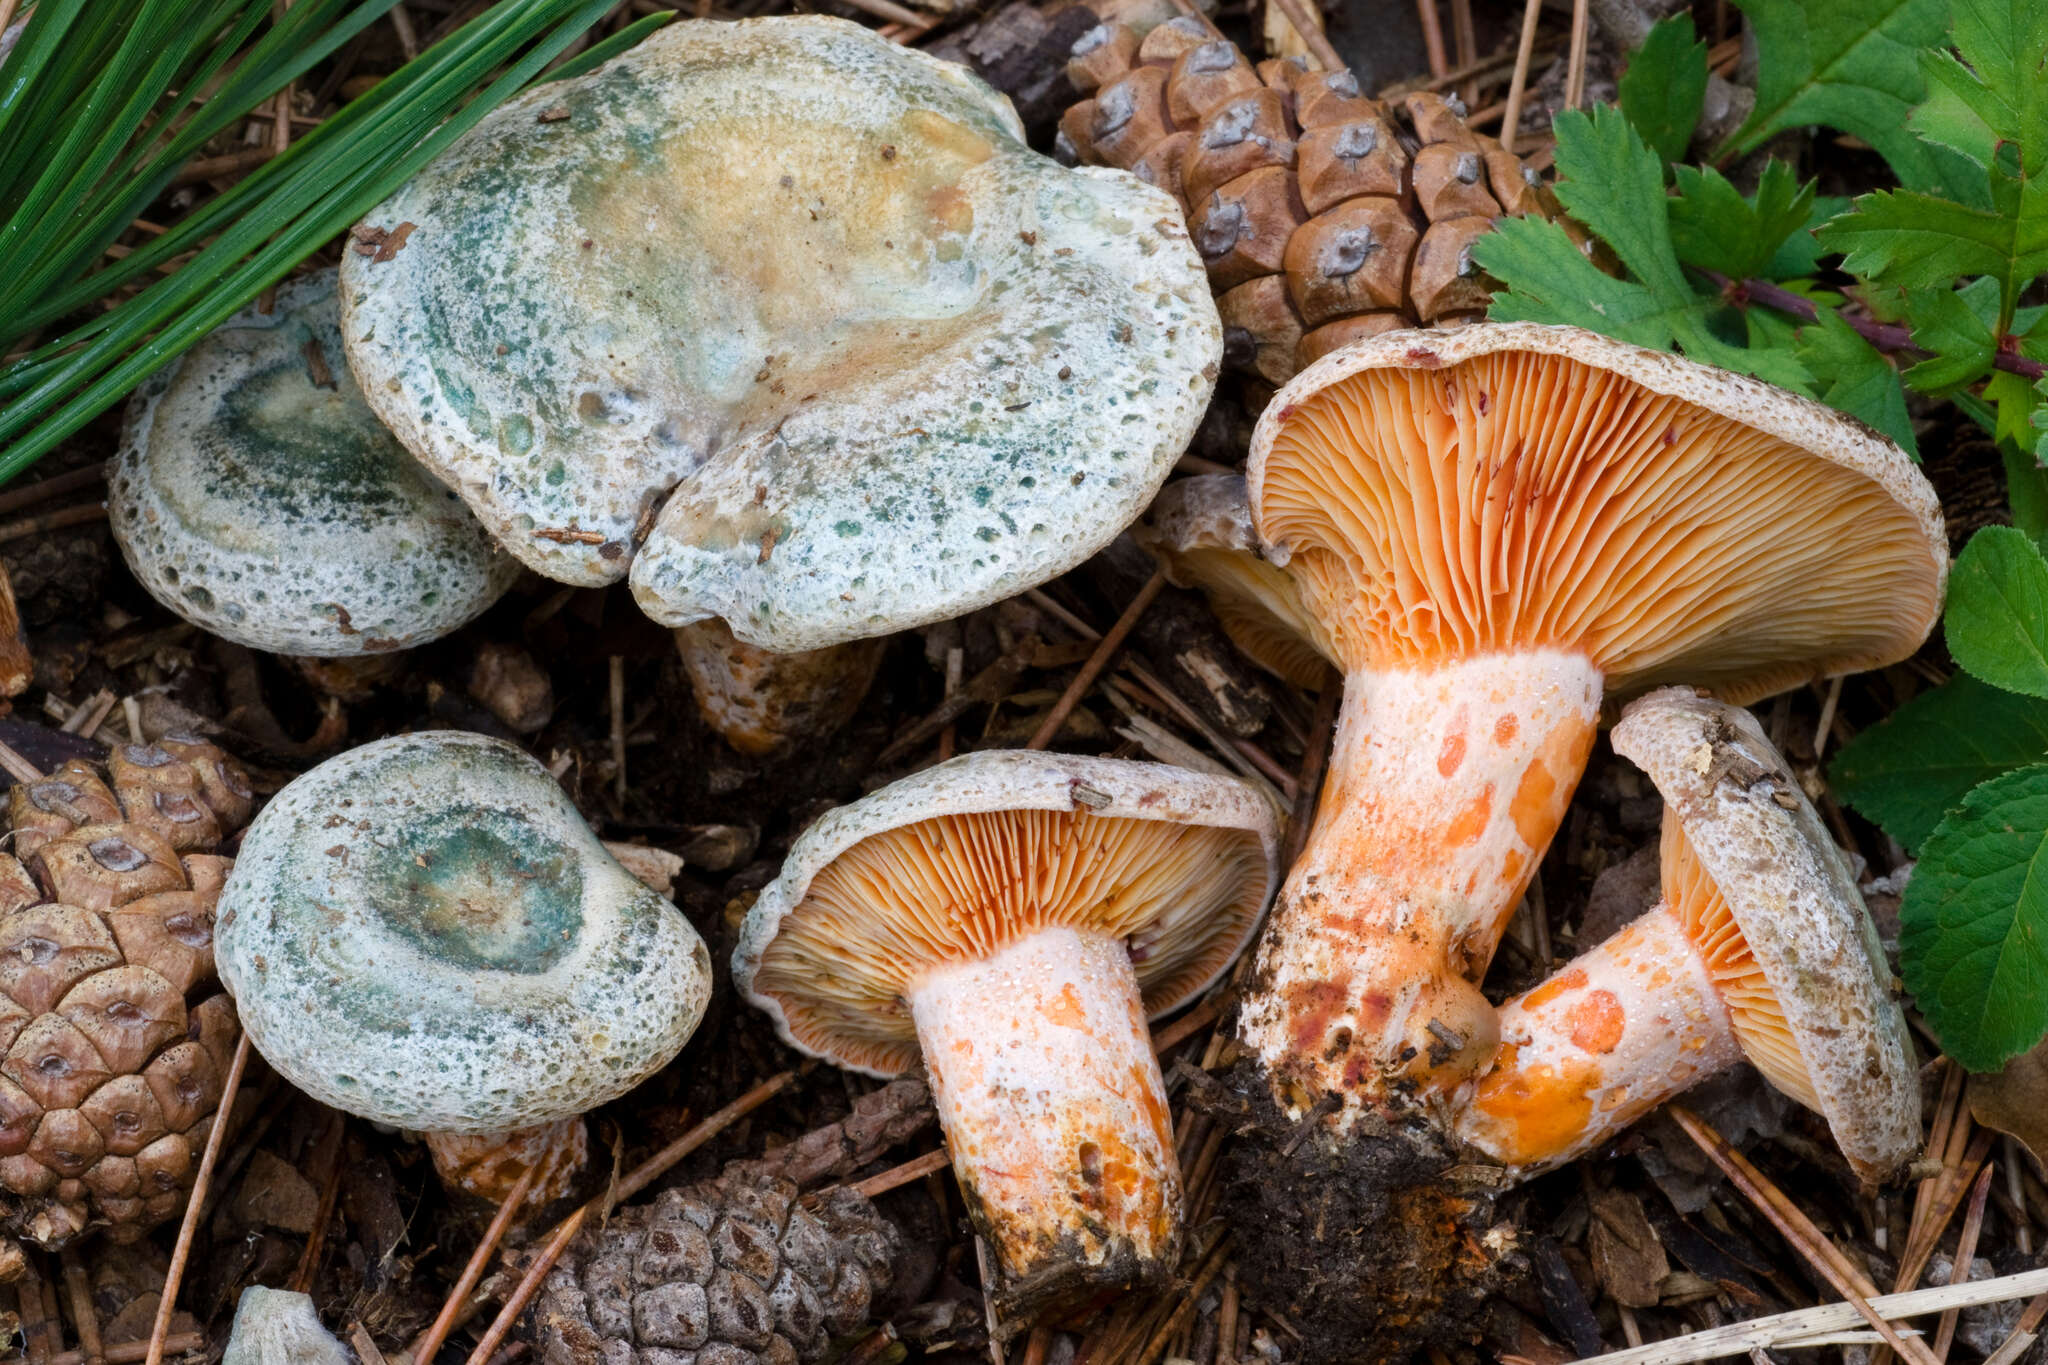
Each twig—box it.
[1415,0,1448,78]
[0,503,108,545]
[1668,1106,1944,1365]
[286,1112,347,1293]
[1025,570,1166,751]
[1932,1162,1996,1362]
[1712,273,2048,381]
[1447,0,1477,105]
[1813,676,1844,760]
[830,0,927,28]
[1152,993,1226,1056]
[1982,1290,2048,1365]
[611,1069,796,1207]
[850,1147,952,1199]
[59,1251,102,1365]
[145,1033,252,1365]
[1266,0,1342,74]
[464,1205,587,1365]
[46,1336,206,1365]
[1563,0,1590,112]
[411,1163,542,1365]
[1570,1266,2048,1365]
[0,737,42,783]
[0,461,106,517]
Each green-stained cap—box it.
[111,274,520,657]
[215,731,711,1132]
[338,15,1221,651]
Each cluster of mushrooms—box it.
[102,11,1949,1356]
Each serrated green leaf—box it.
[1796,310,1916,452]
[1480,107,1812,389]
[1900,761,2048,1070]
[1833,673,2048,851]
[1818,183,2048,314]
[1946,526,2048,696]
[1725,0,1954,190]
[1618,14,1708,164]
[2000,440,2048,547]
[1668,160,1816,280]
[1912,0,2048,167]
[1985,371,2042,447]
[1904,278,2002,391]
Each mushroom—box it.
[1237,323,1944,1120]
[1457,690,1919,1186]
[338,16,1221,659]
[671,620,887,758]
[734,751,1277,1322]
[1135,475,1335,688]
[110,275,518,657]
[214,732,711,1208]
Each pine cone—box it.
[1060,17,1577,385]
[534,1172,901,1365]
[0,735,252,1259]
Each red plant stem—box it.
[1707,271,2047,381]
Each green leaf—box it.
[1724,0,1955,190]
[1946,526,2048,696]
[1833,673,2048,851]
[1796,311,1917,453]
[1904,278,2002,391]
[2000,440,2048,546]
[1617,13,1708,164]
[1477,107,1811,390]
[1911,0,2048,166]
[1900,761,2048,1070]
[1667,160,1816,280]
[1819,177,2048,326]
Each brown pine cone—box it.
[1060,17,1576,385]
[0,734,252,1262]
[534,1172,901,1365]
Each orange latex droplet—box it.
[1568,989,1625,1054]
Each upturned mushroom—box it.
[1236,323,1944,1120]
[735,752,1276,1323]
[109,275,518,658]
[338,16,1220,658]
[1136,474,1335,688]
[1457,690,1918,1185]
[214,732,711,1209]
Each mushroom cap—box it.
[339,16,1221,652]
[734,751,1279,1077]
[215,732,711,1133]
[1138,475,1337,687]
[1617,688,1919,1183]
[110,275,519,657]
[1247,323,1945,703]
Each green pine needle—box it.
[0,0,619,484]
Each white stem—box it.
[1238,650,1602,1119]
[909,926,1180,1316]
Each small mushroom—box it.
[339,17,1220,656]
[1236,322,1945,1123]
[1457,690,1919,1186]
[671,619,886,757]
[1135,475,1334,688]
[735,752,1277,1324]
[214,732,711,1208]
[109,275,518,657]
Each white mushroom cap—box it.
[735,751,1279,1077]
[1249,323,1945,701]
[110,275,519,657]
[214,732,711,1133]
[1614,688,1920,1183]
[339,16,1221,652]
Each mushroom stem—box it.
[673,620,887,757]
[908,925,1181,1319]
[1456,900,1742,1171]
[1238,650,1601,1116]
[422,1117,590,1210]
